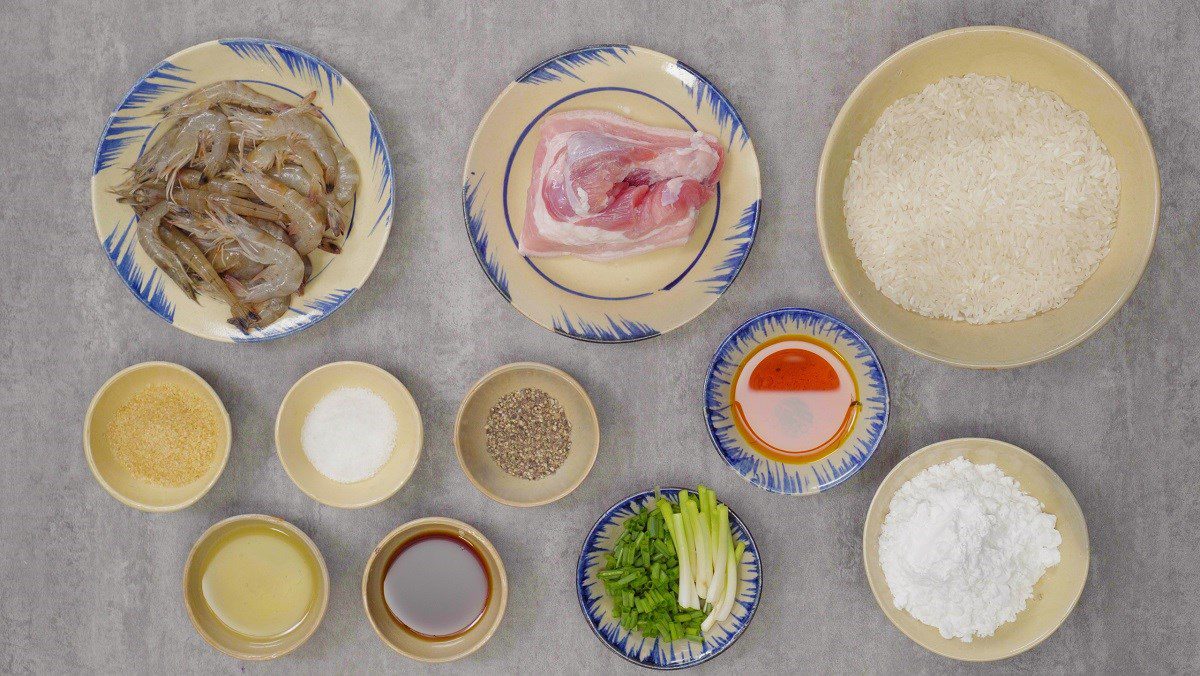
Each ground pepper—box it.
[484,387,571,480]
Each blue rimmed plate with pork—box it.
[463,45,761,342]
[91,39,393,342]
[577,488,761,669]
[705,308,889,495]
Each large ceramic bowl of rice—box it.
[817,26,1158,369]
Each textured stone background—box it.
[2,0,1197,673]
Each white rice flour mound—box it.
[878,456,1062,642]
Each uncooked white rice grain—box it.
[844,74,1120,324]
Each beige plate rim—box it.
[83,360,232,513]
[182,513,331,660]
[815,25,1161,369]
[274,361,425,509]
[361,516,510,663]
[862,437,1091,661]
[453,362,600,507]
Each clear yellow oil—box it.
[199,523,320,639]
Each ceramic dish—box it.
[455,362,599,507]
[577,488,761,669]
[363,517,508,662]
[863,438,1089,661]
[91,38,394,342]
[463,44,761,342]
[816,26,1159,369]
[704,308,888,495]
[183,514,330,660]
[84,361,231,512]
[276,361,422,509]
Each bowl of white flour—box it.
[863,438,1088,661]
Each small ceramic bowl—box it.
[363,517,508,662]
[817,26,1159,368]
[183,514,330,660]
[91,38,394,342]
[704,308,889,495]
[863,438,1089,661]
[276,362,423,509]
[577,488,762,669]
[454,362,599,507]
[463,44,761,342]
[84,361,231,512]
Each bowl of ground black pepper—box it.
[84,361,231,512]
[455,362,599,507]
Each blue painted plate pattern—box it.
[91,39,393,342]
[705,309,889,495]
[577,488,761,669]
[463,45,761,343]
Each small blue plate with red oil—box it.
[704,308,888,495]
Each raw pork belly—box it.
[519,110,724,261]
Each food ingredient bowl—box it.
[816,26,1159,368]
[704,308,889,495]
[863,438,1089,661]
[84,361,230,512]
[276,361,422,509]
[463,44,761,343]
[90,38,394,342]
[455,362,599,507]
[363,517,508,662]
[183,514,329,660]
[576,488,762,669]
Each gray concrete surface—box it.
[2,0,1197,673]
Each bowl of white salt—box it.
[862,437,1088,661]
[276,362,423,509]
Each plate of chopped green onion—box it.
[576,487,761,669]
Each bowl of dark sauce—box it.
[363,517,508,662]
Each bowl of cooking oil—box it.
[183,514,329,660]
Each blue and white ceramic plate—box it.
[463,45,761,342]
[704,309,889,495]
[577,488,761,669]
[91,39,394,342]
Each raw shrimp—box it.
[159,224,257,331]
[136,202,195,300]
[247,217,292,247]
[209,208,304,303]
[122,120,182,191]
[331,142,359,205]
[161,81,288,118]
[170,187,284,221]
[154,110,228,190]
[116,83,356,330]
[225,105,337,183]
[271,164,320,198]
[248,139,325,199]
[322,195,348,238]
[252,296,291,327]
[177,169,257,199]
[227,164,325,255]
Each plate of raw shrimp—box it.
[91,39,394,342]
